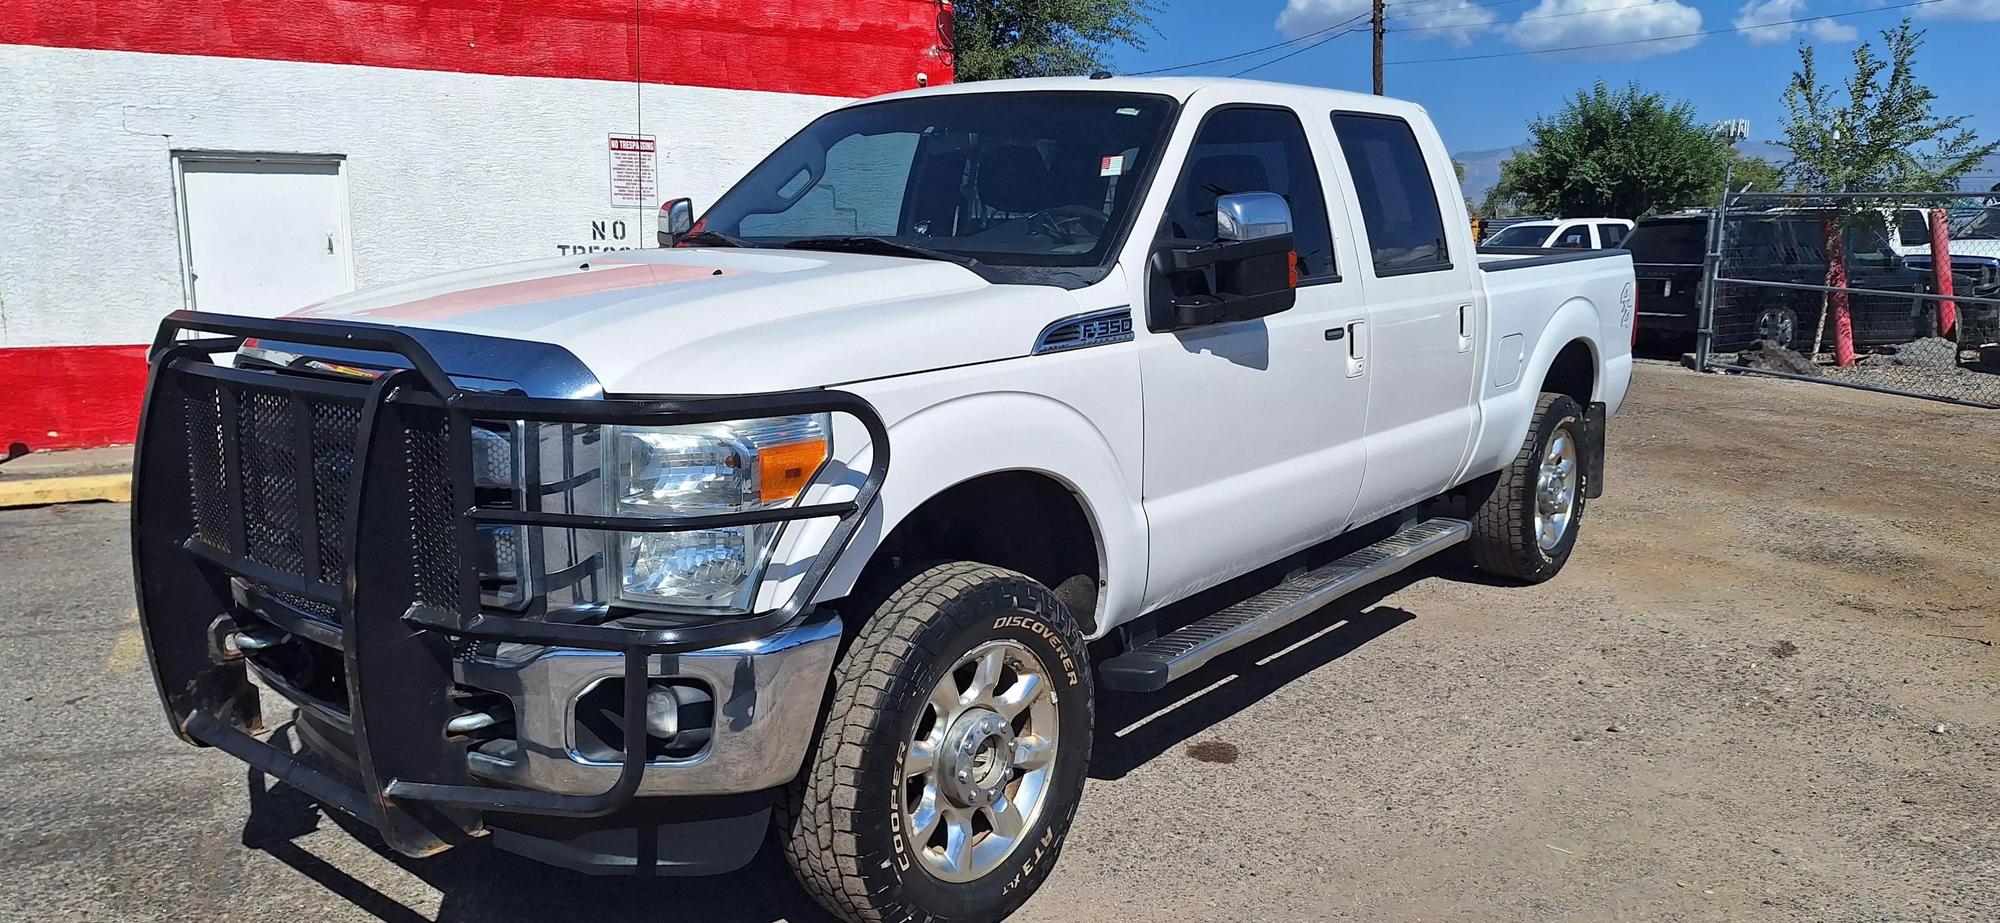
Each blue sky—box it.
[1105,0,2000,164]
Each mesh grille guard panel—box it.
[132,311,890,853]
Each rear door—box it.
[1625,218,1706,333]
[1327,110,1478,523]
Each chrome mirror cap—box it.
[1216,191,1293,242]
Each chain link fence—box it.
[1681,190,2000,408]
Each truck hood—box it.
[290,249,1083,394]
[1899,241,2000,263]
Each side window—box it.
[1163,107,1337,281]
[1897,209,1930,247]
[1553,225,1591,248]
[1331,113,1451,275]
[1597,223,1628,247]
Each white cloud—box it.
[1277,0,1498,46]
[1918,0,2000,19]
[1734,0,1859,44]
[1507,0,1705,59]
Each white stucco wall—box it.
[0,44,850,348]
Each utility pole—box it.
[1372,0,1385,95]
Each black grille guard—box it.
[132,311,889,856]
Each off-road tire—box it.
[1469,392,1585,583]
[779,561,1094,923]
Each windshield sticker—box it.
[1099,154,1126,178]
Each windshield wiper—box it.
[780,236,979,268]
[678,229,752,248]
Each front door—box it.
[177,154,354,316]
[1137,104,1371,610]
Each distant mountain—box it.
[1451,141,2000,201]
[1451,144,1524,203]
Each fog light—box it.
[573,679,715,762]
[645,685,681,739]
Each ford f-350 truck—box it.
[132,77,1633,923]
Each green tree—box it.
[1778,20,1997,365]
[1489,81,1729,219]
[1714,155,1786,202]
[952,0,1159,81]
[1780,20,1996,192]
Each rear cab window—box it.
[1596,223,1628,247]
[1331,112,1451,275]
[1623,220,1707,264]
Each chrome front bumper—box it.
[261,610,842,800]
[452,611,843,797]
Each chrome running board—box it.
[1100,518,1469,693]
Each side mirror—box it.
[658,198,695,247]
[1216,192,1294,243]
[1147,191,1298,332]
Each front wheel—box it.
[781,562,1093,923]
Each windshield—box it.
[699,92,1176,274]
[1485,223,1556,247]
[1623,220,1707,264]
[1955,206,2000,240]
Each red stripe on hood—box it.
[325,262,731,322]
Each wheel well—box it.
[857,472,1103,633]
[1543,339,1596,404]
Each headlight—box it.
[610,414,830,612]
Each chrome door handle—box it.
[1345,320,1366,378]
[1457,303,1474,353]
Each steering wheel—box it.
[1028,205,1110,244]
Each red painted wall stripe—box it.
[0,0,953,98]
[0,346,151,453]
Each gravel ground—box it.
[2,361,1995,922]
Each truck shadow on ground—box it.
[1088,565,1433,781]
[238,561,1449,922]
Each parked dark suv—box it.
[1628,213,1938,353]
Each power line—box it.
[1235,22,1373,77]
[1387,0,1945,64]
[1126,12,1369,75]
[1121,0,1514,77]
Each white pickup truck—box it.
[133,77,1632,922]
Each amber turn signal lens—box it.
[758,438,829,504]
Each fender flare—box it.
[1469,297,1602,477]
[773,390,1144,639]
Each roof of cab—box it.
[863,75,1408,112]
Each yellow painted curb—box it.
[0,474,132,508]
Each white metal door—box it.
[177,155,353,315]
[1136,105,1372,611]
[1327,113,1479,525]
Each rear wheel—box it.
[1469,392,1586,583]
[781,562,1093,923]
[1753,304,1801,351]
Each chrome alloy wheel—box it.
[1535,425,1579,552]
[898,640,1060,883]
[1754,306,1798,350]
